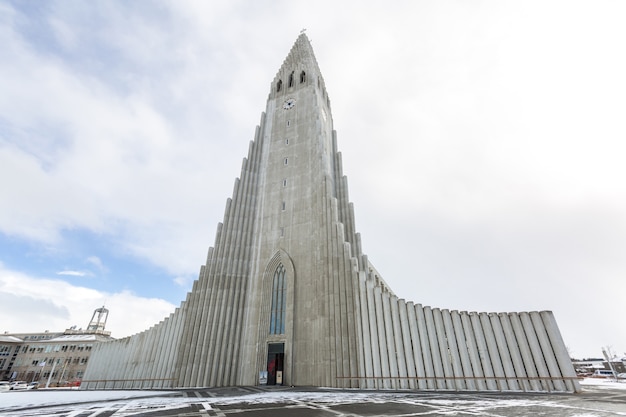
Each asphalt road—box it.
[2,385,626,416]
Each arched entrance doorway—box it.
[266,343,284,385]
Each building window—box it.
[283,179,287,187]
[284,158,288,165]
[277,79,282,92]
[288,71,294,88]
[300,71,306,83]
[269,264,287,334]
[282,201,286,211]
[285,138,289,145]
[287,120,290,127]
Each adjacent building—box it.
[82,34,579,392]
[1,306,112,385]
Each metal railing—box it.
[336,375,581,392]
[80,378,176,390]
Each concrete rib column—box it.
[327,217,340,388]
[424,306,445,389]
[150,317,171,387]
[405,302,424,389]
[164,307,183,388]
[460,313,485,391]
[148,323,165,387]
[227,145,258,386]
[441,309,465,390]
[187,266,212,386]
[215,273,240,386]
[530,311,566,392]
[358,272,374,389]
[141,323,160,388]
[210,184,244,387]
[433,309,454,390]
[509,313,541,391]
[540,311,580,392]
[116,336,131,389]
[470,312,497,390]
[341,247,359,387]
[205,278,232,386]
[520,312,552,391]
[127,332,144,389]
[346,259,360,387]
[156,312,178,388]
[499,313,530,391]
[382,291,399,389]
[374,286,391,389]
[101,342,116,389]
[399,300,417,389]
[201,194,237,386]
[489,313,519,391]
[415,304,435,390]
[179,255,212,385]
[228,276,248,386]
[390,297,408,389]
[215,158,251,386]
[451,311,475,390]
[366,280,381,389]
[197,276,219,386]
[480,313,507,391]
[114,340,129,388]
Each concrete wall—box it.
[82,34,579,393]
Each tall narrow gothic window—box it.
[269,264,286,334]
[288,71,294,88]
[300,71,306,83]
[277,79,282,92]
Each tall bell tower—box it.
[83,34,579,393]
[237,32,360,387]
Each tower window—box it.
[283,179,287,187]
[281,201,286,211]
[300,71,306,83]
[288,71,294,88]
[284,158,288,165]
[285,138,289,145]
[269,264,287,334]
[287,120,290,127]
[277,79,282,92]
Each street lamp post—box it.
[45,359,58,389]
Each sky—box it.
[0,0,624,360]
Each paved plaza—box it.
[2,383,626,417]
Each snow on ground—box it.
[0,379,624,413]
[580,378,626,390]
[0,389,172,410]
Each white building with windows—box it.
[82,34,579,393]
[1,307,112,385]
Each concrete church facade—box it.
[82,34,579,393]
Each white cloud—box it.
[0,264,175,338]
[85,256,106,273]
[57,270,91,277]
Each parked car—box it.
[591,370,616,378]
[10,381,28,390]
[27,382,40,390]
[0,381,11,392]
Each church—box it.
[82,34,579,393]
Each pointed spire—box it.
[271,33,329,104]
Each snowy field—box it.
[0,378,624,416]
